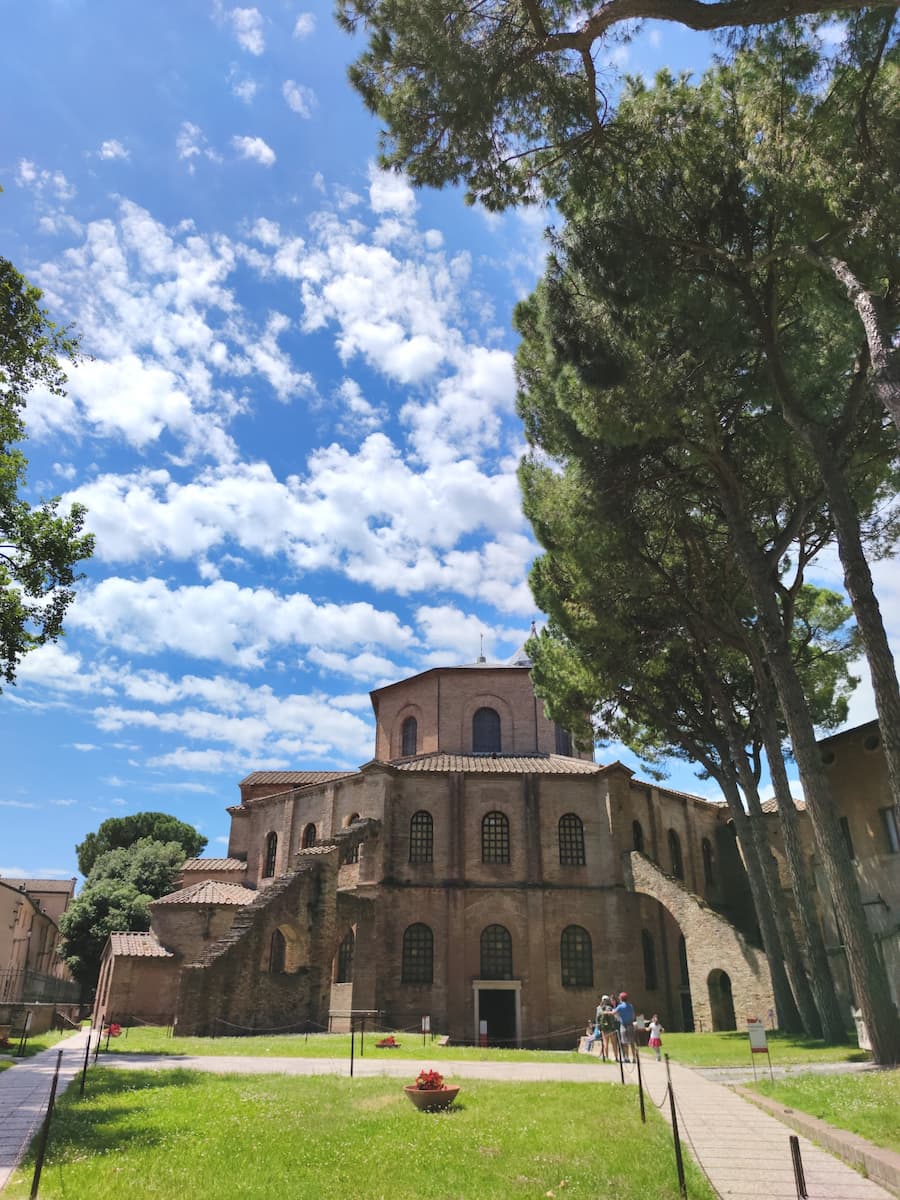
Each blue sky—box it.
[1,3,891,881]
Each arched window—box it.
[642,928,658,990]
[560,925,593,987]
[402,923,433,984]
[472,707,501,753]
[269,928,286,974]
[555,724,573,756]
[336,930,354,983]
[668,829,684,879]
[409,810,433,864]
[263,831,278,878]
[346,813,360,863]
[632,820,644,853]
[480,924,513,979]
[702,838,715,886]
[558,813,586,866]
[301,823,317,849]
[401,715,418,757]
[482,811,510,863]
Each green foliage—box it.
[0,252,94,688]
[86,838,188,899]
[57,879,153,988]
[76,811,206,876]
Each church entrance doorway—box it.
[472,980,521,1046]
[708,969,736,1031]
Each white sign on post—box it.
[422,1015,431,1033]
[747,1020,768,1053]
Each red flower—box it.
[415,1068,444,1091]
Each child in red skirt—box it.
[648,1015,664,1061]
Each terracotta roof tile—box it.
[109,932,173,958]
[240,770,355,787]
[760,797,806,814]
[390,753,601,775]
[0,877,76,892]
[180,858,247,872]
[152,881,255,906]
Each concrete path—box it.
[0,1029,90,1191]
[1,1039,894,1199]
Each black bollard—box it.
[789,1135,808,1199]
[30,1050,63,1199]
[635,1044,646,1124]
[79,1026,93,1097]
[616,1032,625,1085]
[350,1019,355,1078]
[665,1055,687,1200]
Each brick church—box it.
[95,652,896,1044]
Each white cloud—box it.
[176,122,221,169]
[282,80,316,118]
[97,139,129,161]
[228,6,265,54]
[16,158,75,201]
[231,135,276,166]
[72,743,100,752]
[231,77,259,104]
[293,12,315,38]
[368,166,416,217]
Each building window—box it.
[263,831,278,878]
[473,707,501,753]
[401,715,417,757]
[678,935,690,986]
[336,931,354,983]
[301,823,317,849]
[346,812,361,863]
[269,929,286,974]
[480,924,513,979]
[702,838,715,886]
[632,820,644,853]
[482,811,510,864]
[558,813,586,866]
[839,816,856,861]
[555,724,573,756]
[642,929,658,990]
[560,925,593,987]
[880,806,900,854]
[668,829,684,880]
[409,810,434,863]
[402,923,433,984]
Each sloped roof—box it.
[180,858,247,873]
[0,877,76,892]
[152,881,255,906]
[760,797,806,814]
[109,931,173,958]
[239,770,355,787]
[390,753,602,775]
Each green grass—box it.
[6,1069,717,1200]
[104,1026,588,1064]
[749,1069,900,1153]
[661,1030,869,1067]
[0,1028,79,1061]
[0,1059,14,1073]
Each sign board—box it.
[421,1015,431,1033]
[747,1020,768,1053]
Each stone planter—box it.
[403,1084,460,1112]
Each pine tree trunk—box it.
[714,465,900,1065]
[752,660,847,1042]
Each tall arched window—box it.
[560,925,593,987]
[263,831,278,878]
[668,829,684,879]
[642,928,658,990]
[632,820,644,853]
[482,811,510,863]
[269,928,286,974]
[409,810,433,863]
[401,923,433,984]
[480,924,513,979]
[336,930,354,983]
[301,823,317,849]
[346,812,361,863]
[472,707,501,753]
[558,813,586,866]
[401,715,418,757]
[702,838,715,886]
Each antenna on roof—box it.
[477,633,486,664]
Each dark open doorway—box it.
[478,988,517,1044]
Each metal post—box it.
[789,1135,808,1198]
[79,1026,93,1097]
[767,1045,774,1085]
[30,1050,63,1199]
[360,1015,365,1058]
[350,1018,355,1078]
[635,1043,646,1124]
[665,1055,687,1200]
[616,1032,625,1085]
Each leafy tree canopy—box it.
[76,811,207,877]
[1,249,94,688]
[57,878,153,988]
[85,838,188,899]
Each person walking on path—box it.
[648,1014,664,1062]
[613,991,636,1063]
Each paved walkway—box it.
[0,1029,90,1191]
[0,1038,894,1199]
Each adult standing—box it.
[597,994,617,1061]
[614,991,636,1063]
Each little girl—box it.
[648,1014,664,1061]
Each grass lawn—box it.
[749,1069,900,1154]
[0,1029,79,1061]
[6,1069,716,1200]
[661,1030,869,1067]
